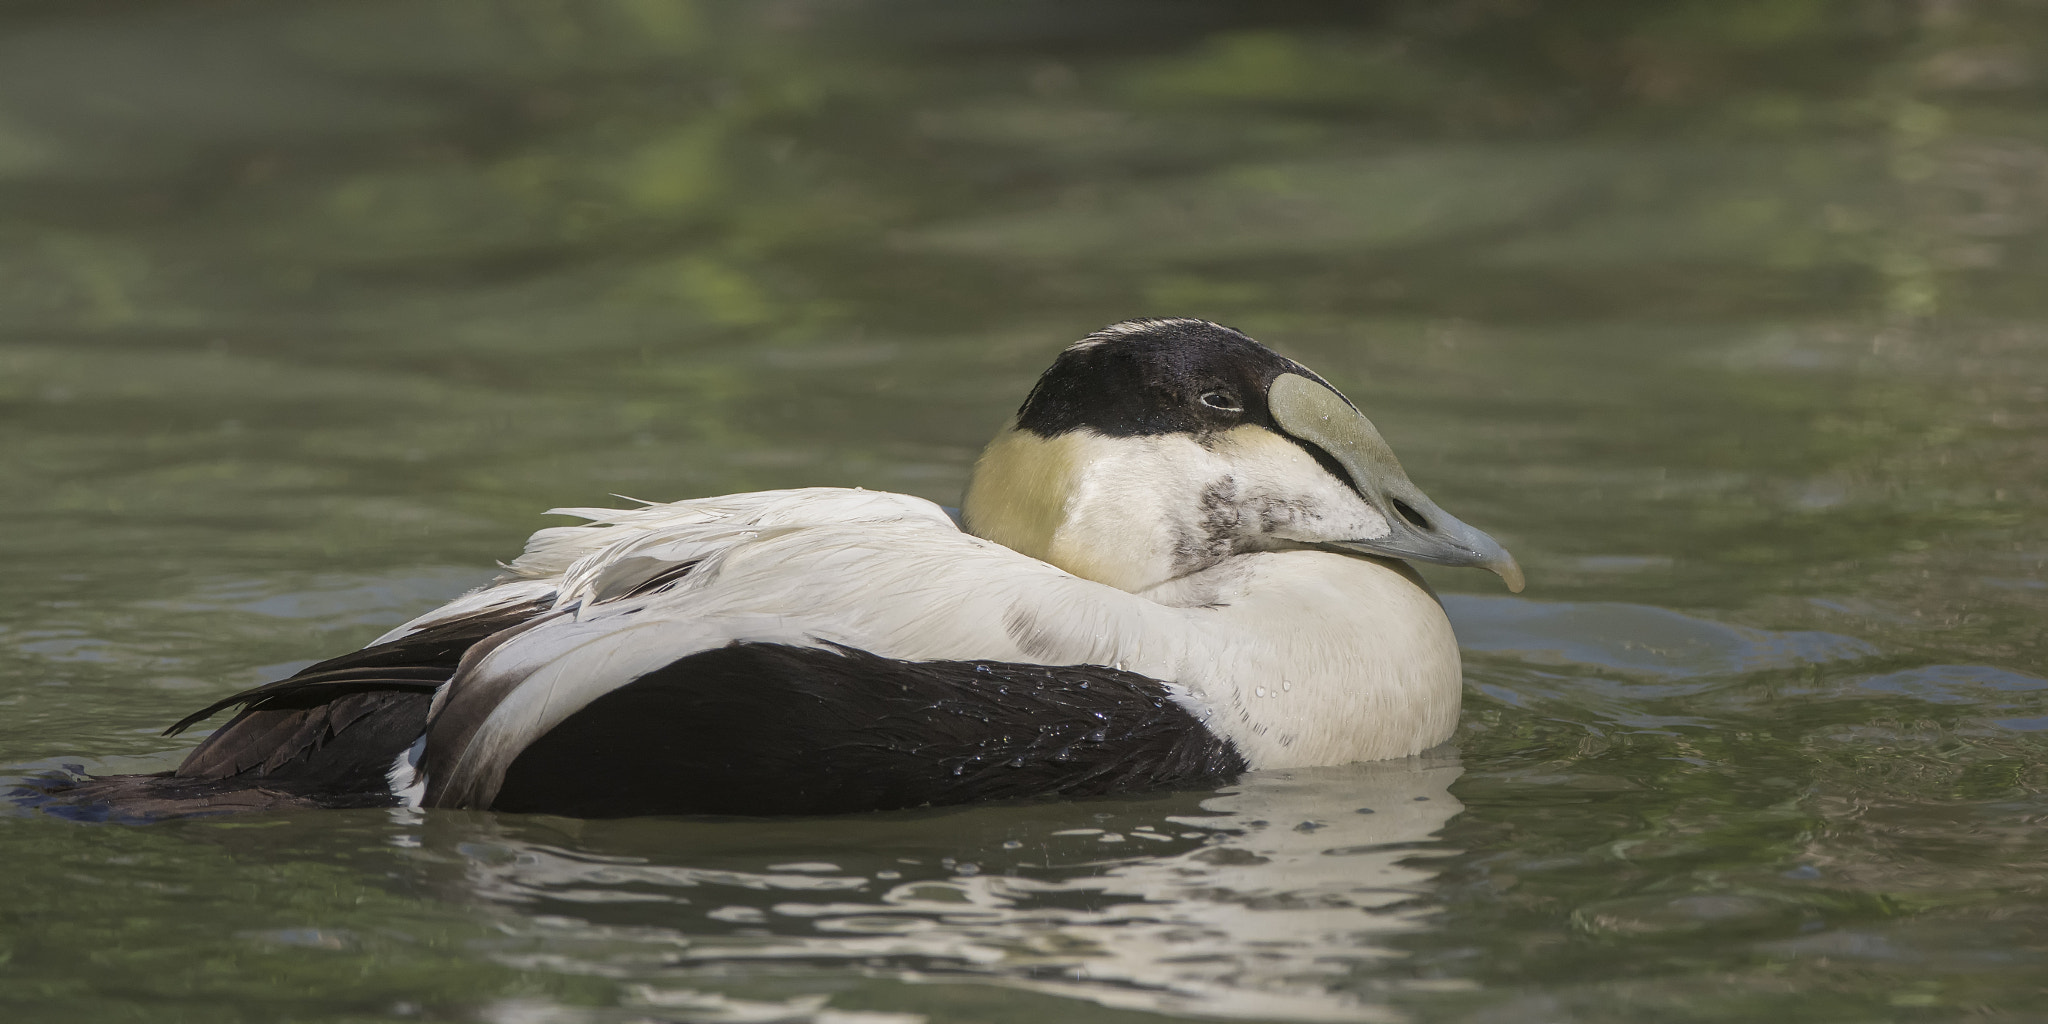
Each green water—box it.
[3,1,2045,1020]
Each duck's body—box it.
[36,319,1520,820]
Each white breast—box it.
[1144,552,1462,768]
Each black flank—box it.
[490,643,1246,818]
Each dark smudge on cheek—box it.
[1171,478,1242,575]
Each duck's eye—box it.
[1199,391,1242,413]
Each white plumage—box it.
[389,487,1462,808]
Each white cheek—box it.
[1316,488,1391,541]
[1266,486,1390,543]
[1053,435,1211,590]
[1221,433,1391,542]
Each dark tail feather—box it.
[163,666,451,737]
[25,594,556,822]
[165,594,555,738]
[19,687,439,822]
[14,771,342,823]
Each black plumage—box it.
[489,643,1245,818]
[26,613,1244,820]
[18,689,431,819]
[171,595,555,779]
[1014,318,1349,440]
[23,596,553,818]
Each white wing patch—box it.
[386,734,427,808]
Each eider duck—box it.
[41,318,1522,819]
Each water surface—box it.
[3,2,2046,1021]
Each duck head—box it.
[962,318,1524,595]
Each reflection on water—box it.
[1444,595,1881,679]
[421,760,1460,1023]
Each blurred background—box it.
[2,1,2046,1021]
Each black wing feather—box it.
[164,596,554,738]
[171,594,554,783]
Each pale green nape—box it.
[959,425,1079,567]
